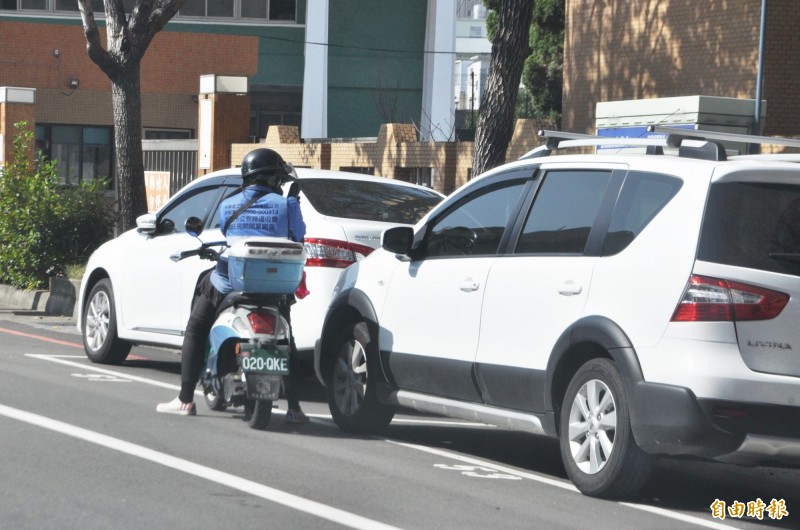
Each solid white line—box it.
[388,440,740,530]
[618,502,740,530]
[0,403,400,530]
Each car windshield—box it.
[299,178,442,224]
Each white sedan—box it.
[77,167,443,364]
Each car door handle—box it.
[460,278,480,292]
[558,281,583,296]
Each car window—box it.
[160,184,224,233]
[515,170,612,254]
[603,171,683,255]
[299,178,442,224]
[422,180,528,258]
[698,181,800,276]
[210,185,243,229]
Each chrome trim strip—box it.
[131,327,184,336]
[391,390,546,435]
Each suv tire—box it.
[559,358,652,499]
[326,321,394,434]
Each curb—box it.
[0,278,80,318]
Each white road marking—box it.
[25,354,198,395]
[388,441,740,530]
[0,403,400,530]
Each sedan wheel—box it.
[83,279,132,364]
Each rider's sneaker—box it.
[156,397,196,416]
[285,408,310,424]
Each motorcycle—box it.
[171,216,306,429]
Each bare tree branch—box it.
[77,0,189,231]
[77,0,118,78]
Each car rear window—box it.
[299,178,442,224]
[699,181,800,276]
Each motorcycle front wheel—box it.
[244,399,272,430]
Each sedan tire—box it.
[83,279,132,365]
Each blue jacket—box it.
[211,185,306,294]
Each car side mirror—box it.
[136,213,157,235]
[382,226,414,255]
[185,216,204,238]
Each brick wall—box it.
[564,0,799,137]
[231,119,555,195]
[0,21,258,129]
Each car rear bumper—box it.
[630,381,800,465]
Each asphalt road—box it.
[1,311,799,529]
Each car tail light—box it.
[304,238,375,268]
[671,275,789,322]
[248,310,276,335]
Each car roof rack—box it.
[520,129,727,161]
[648,125,800,150]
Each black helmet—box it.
[240,148,295,189]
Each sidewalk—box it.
[0,279,80,335]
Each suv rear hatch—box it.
[693,171,800,377]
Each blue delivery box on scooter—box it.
[227,237,306,294]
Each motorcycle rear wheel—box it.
[244,399,272,429]
[204,389,227,411]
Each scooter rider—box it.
[157,148,308,422]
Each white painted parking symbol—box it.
[434,463,522,480]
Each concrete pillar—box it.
[0,87,37,166]
[197,75,250,175]
[420,0,456,141]
[301,0,329,140]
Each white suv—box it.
[315,128,800,499]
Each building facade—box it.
[1,0,459,183]
[563,0,800,138]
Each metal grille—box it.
[142,140,198,194]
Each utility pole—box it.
[752,0,767,154]
[470,68,475,131]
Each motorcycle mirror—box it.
[185,217,204,238]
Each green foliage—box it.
[0,122,116,289]
[485,0,499,41]
[522,0,564,123]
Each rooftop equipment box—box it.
[595,96,765,154]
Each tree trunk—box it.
[111,66,148,232]
[472,0,535,177]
